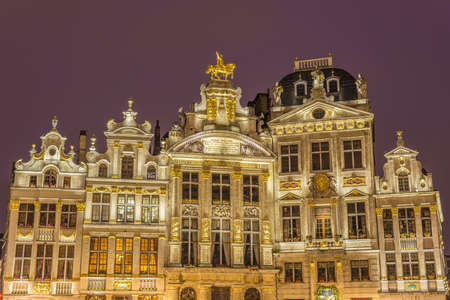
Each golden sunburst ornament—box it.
[313,174,330,194]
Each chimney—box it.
[152,120,161,155]
[78,130,87,163]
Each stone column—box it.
[110,192,118,224]
[112,142,120,178]
[199,218,211,267]
[168,217,181,266]
[136,143,144,179]
[232,219,244,267]
[4,200,20,278]
[51,202,63,280]
[135,193,142,224]
[157,236,167,274]
[167,284,180,300]
[413,206,427,291]
[430,205,445,291]
[80,234,91,291]
[106,235,116,290]
[133,236,141,275]
[261,286,276,300]
[199,285,212,300]
[30,201,40,280]
[376,208,388,292]
[85,191,93,223]
[391,207,404,291]
[231,286,244,300]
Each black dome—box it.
[279,68,357,106]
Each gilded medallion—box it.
[313,174,330,194]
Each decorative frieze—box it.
[343,176,366,186]
[114,280,132,290]
[10,200,20,210]
[212,205,231,217]
[272,118,369,135]
[182,205,199,216]
[280,180,301,190]
[243,206,260,218]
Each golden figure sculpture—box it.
[206,52,236,81]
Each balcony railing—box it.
[54,282,72,295]
[38,228,55,241]
[88,279,106,290]
[11,281,28,295]
[140,278,157,291]
[294,55,333,71]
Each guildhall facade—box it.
[1,54,447,300]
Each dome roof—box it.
[279,67,358,106]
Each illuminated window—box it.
[398,175,409,192]
[347,202,366,239]
[121,156,134,179]
[285,263,302,283]
[63,177,71,188]
[89,237,108,275]
[115,238,133,274]
[312,142,330,171]
[117,194,135,223]
[244,219,259,266]
[212,218,231,266]
[182,172,199,204]
[399,208,415,236]
[92,193,110,223]
[317,261,335,282]
[383,209,393,238]
[141,195,159,224]
[212,174,230,205]
[281,144,299,173]
[182,216,198,265]
[282,205,301,242]
[140,238,158,274]
[44,169,57,187]
[343,140,362,169]
[243,175,259,206]
[39,203,56,227]
[57,245,74,279]
[61,204,77,228]
[402,252,419,280]
[316,217,332,239]
[18,203,34,227]
[29,175,37,187]
[422,207,432,237]
[147,166,156,180]
[98,164,108,178]
[35,244,53,280]
[14,244,31,279]
[351,260,369,281]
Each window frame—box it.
[147,165,157,180]
[343,139,363,169]
[282,205,301,242]
[181,216,198,266]
[280,143,300,174]
[212,173,230,205]
[350,260,370,281]
[211,218,231,267]
[35,243,53,280]
[14,244,32,279]
[18,203,34,227]
[317,261,335,282]
[311,141,331,171]
[61,204,77,228]
[398,175,410,192]
[315,216,332,239]
[285,262,302,283]
[57,244,74,280]
[114,237,133,274]
[29,175,37,188]
[383,208,394,238]
[39,203,56,227]
[294,80,307,97]
[398,207,416,237]
[43,168,57,188]
[326,77,340,93]
[347,202,367,239]
[243,175,259,206]
[243,218,260,266]
[121,156,134,179]
[117,194,135,223]
[141,195,159,224]
[98,163,108,178]
[89,237,108,275]
[421,207,432,237]
[182,172,199,204]
[91,193,110,223]
[140,238,158,274]
[401,252,419,280]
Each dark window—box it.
[398,175,409,192]
[312,142,330,171]
[296,82,306,96]
[39,203,56,227]
[182,172,199,204]
[117,194,135,223]
[312,108,325,119]
[328,79,338,93]
[383,209,393,238]
[57,245,74,279]
[387,263,396,280]
[98,164,108,178]
[140,238,158,274]
[351,260,369,281]
[89,237,108,275]
[14,244,32,279]
[181,217,198,265]
[61,204,77,228]
[285,263,302,282]
[244,288,260,300]
[35,244,53,280]
[141,195,159,224]
[317,261,335,282]
[244,219,260,266]
[92,193,110,223]
[18,203,34,227]
[425,252,435,279]
[243,175,259,206]
[422,207,432,237]
[211,218,231,266]
[402,252,419,280]
[44,169,57,187]
[147,166,156,180]
[282,206,301,242]
[344,140,362,169]
[399,208,415,236]
[347,202,366,239]
[180,288,196,300]
[212,174,230,205]
[281,145,299,173]
[63,177,71,189]
[29,176,37,187]
[114,238,133,274]
[121,156,134,179]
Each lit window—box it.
[117,194,135,223]
[282,206,301,242]
[115,237,133,274]
[141,195,159,224]
[211,218,231,266]
[212,174,230,205]
[182,217,198,266]
[14,244,32,279]
[398,175,409,192]
[98,164,108,178]
[39,203,56,227]
[29,176,37,187]
[140,238,158,274]
[57,245,74,279]
[61,204,77,228]
[121,156,134,179]
[343,140,362,169]
[312,142,330,171]
[422,207,432,237]
[35,244,53,280]
[92,193,110,223]
[317,261,335,282]
[18,203,34,227]
[347,202,366,239]
[44,169,57,188]
[147,166,156,180]
[89,237,108,275]
[402,252,419,280]
[399,208,415,237]
[244,219,260,266]
[351,260,369,281]
[281,145,299,173]
[285,262,302,283]
[243,175,259,206]
[383,209,393,238]
[182,172,199,204]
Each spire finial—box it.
[396,130,404,147]
[52,115,58,131]
[89,134,97,151]
[128,97,134,111]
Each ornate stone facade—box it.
[1,54,447,300]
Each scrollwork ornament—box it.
[182,205,199,217]
[212,205,231,217]
[244,206,260,218]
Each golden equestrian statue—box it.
[206,52,236,80]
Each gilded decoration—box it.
[206,98,217,120]
[430,205,437,214]
[171,167,181,178]
[313,174,330,194]
[233,219,243,243]
[170,217,180,241]
[60,229,76,242]
[201,218,211,242]
[205,52,236,81]
[226,99,236,121]
[17,229,33,241]
[212,205,231,217]
[414,206,421,214]
[260,172,270,183]
[10,200,20,210]
[76,202,86,211]
[243,206,260,218]
[280,192,301,201]
[343,176,366,186]
[113,279,131,290]
[316,285,339,300]
[232,169,242,180]
[391,207,399,215]
[201,168,211,179]
[261,220,271,244]
[376,208,383,216]
[34,282,50,294]
[280,180,301,190]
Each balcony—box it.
[140,278,157,291]
[54,282,72,295]
[88,279,106,290]
[10,281,28,295]
[38,228,55,241]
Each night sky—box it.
[1,1,449,247]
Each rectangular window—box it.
[387,263,396,280]
[243,175,259,206]
[317,261,335,282]
[398,175,410,192]
[89,237,108,275]
[117,194,135,223]
[35,244,53,280]
[18,203,34,227]
[211,218,231,266]
[181,217,198,265]
[61,204,77,228]
[281,144,299,173]
[115,238,133,274]
[282,206,301,242]
[315,217,332,239]
[351,260,369,281]
[243,219,260,266]
[399,208,416,237]
[140,238,158,274]
[182,172,199,203]
[141,195,159,224]
[422,207,432,237]
[39,203,56,227]
[347,202,367,239]
[29,176,37,187]
[285,262,302,283]
[296,82,306,96]
[57,245,74,279]
[121,156,134,179]
[14,244,32,279]
[383,209,393,238]
[312,142,330,171]
[92,193,110,223]
[402,252,419,280]
[212,174,230,205]
[425,252,435,279]
[343,140,363,169]
[63,177,71,189]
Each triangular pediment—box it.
[344,189,368,198]
[279,192,301,201]
[384,146,419,158]
[269,99,373,126]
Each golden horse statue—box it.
[206,52,236,80]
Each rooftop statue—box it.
[205,52,236,81]
[355,73,367,98]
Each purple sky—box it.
[1,1,449,247]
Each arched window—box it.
[44,169,57,188]
[147,166,156,180]
[327,78,339,93]
[180,287,196,300]
[121,156,134,179]
[98,164,108,178]
[295,81,307,97]
[245,288,260,300]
